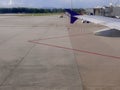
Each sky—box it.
[0,0,119,8]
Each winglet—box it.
[65,9,79,24]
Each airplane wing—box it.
[76,15,120,30]
[65,9,120,37]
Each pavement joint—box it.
[0,45,35,87]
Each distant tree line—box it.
[0,8,85,14]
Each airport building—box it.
[85,8,94,15]
[93,7,105,16]
[110,6,120,17]
[86,5,120,18]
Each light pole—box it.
[9,0,13,5]
[71,0,73,10]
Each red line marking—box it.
[32,33,91,41]
[29,40,120,60]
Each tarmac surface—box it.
[0,15,120,90]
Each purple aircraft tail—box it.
[65,9,79,24]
